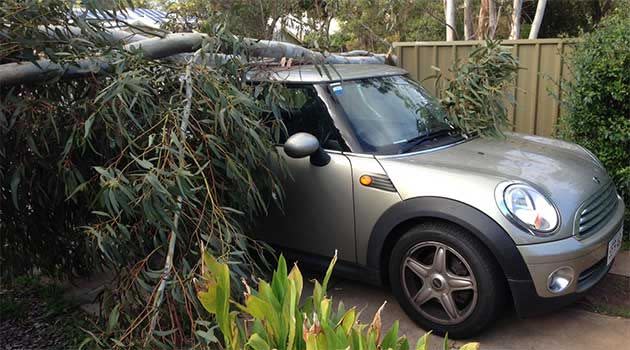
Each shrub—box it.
[433,40,519,138]
[197,252,480,350]
[557,9,630,231]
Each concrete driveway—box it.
[305,252,630,350]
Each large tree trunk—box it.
[488,0,498,39]
[529,0,548,39]
[464,0,474,40]
[509,0,523,39]
[477,0,489,39]
[444,0,457,41]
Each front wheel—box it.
[389,222,506,339]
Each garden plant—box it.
[198,252,480,350]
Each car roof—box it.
[245,64,408,84]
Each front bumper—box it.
[516,196,625,298]
[508,262,613,318]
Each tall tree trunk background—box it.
[464,0,474,40]
[529,0,548,39]
[476,0,489,39]
[444,0,456,41]
[488,0,498,39]
[509,0,523,39]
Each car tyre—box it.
[389,221,506,339]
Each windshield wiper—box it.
[399,129,456,153]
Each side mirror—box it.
[283,132,331,166]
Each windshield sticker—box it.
[332,85,344,95]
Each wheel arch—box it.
[366,197,531,285]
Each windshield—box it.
[330,75,457,154]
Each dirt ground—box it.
[578,272,630,317]
[0,280,89,350]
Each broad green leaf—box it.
[381,320,399,349]
[322,250,337,294]
[340,308,356,335]
[247,334,271,350]
[415,332,431,350]
[459,342,480,350]
[106,304,120,333]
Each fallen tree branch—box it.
[1,31,397,87]
[0,59,110,86]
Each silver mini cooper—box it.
[251,64,626,338]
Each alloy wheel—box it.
[400,241,478,325]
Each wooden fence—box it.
[393,39,575,137]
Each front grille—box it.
[577,182,618,238]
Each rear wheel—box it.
[388,222,505,339]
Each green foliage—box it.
[151,0,625,51]
[0,0,106,279]
[434,40,519,138]
[169,0,443,52]
[162,0,320,40]
[558,8,630,231]
[335,0,443,52]
[0,0,299,347]
[537,0,626,38]
[198,252,480,350]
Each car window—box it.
[280,86,343,151]
[330,76,455,154]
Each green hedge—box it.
[558,8,630,232]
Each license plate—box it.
[607,226,623,266]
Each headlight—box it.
[496,183,559,236]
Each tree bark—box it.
[444,0,457,41]
[477,0,489,40]
[488,0,498,39]
[529,0,548,39]
[509,0,523,39]
[464,0,474,40]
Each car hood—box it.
[377,133,612,243]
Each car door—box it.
[259,85,356,263]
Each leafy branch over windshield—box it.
[433,40,519,138]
